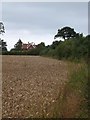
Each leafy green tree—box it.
[83,35,90,58]
[37,42,45,48]
[0,22,7,52]
[0,39,7,51]
[51,40,61,49]
[36,42,45,54]
[0,22,5,34]
[54,26,78,40]
[14,39,22,51]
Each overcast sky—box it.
[2,2,88,50]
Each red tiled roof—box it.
[22,43,36,50]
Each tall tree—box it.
[14,39,22,50]
[0,22,5,34]
[0,22,7,52]
[0,39,7,51]
[54,26,78,40]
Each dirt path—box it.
[2,55,68,118]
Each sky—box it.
[1,2,88,51]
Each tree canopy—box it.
[0,39,7,51]
[14,39,22,51]
[54,26,78,40]
[0,22,7,52]
[0,22,5,34]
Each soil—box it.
[2,55,68,118]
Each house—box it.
[22,42,36,50]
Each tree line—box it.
[0,23,89,60]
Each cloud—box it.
[1,2,88,50]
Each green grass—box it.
[66,61,88,118]
[53,60,88,118]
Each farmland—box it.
[2,55,88,118]
[2,55,68,118]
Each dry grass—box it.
[2,55,68,118]
[59,61,88,118]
